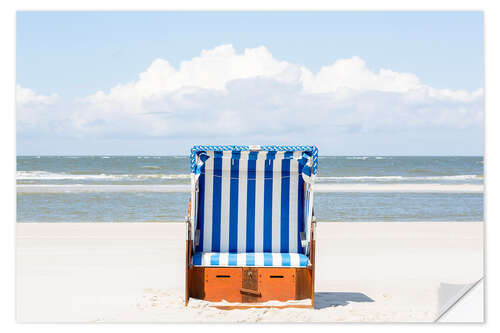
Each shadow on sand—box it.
[314,292,374,309]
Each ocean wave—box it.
[343,156,393,160]
[316,175,482,182]
[17,184,190,193]
[16,171,190,181]
[408,169,431,174]
[135,174,190,180]
[142,166,162,170]
[318,176,404,181]
[16,183,483,194]
[17,171,120,180]
[429,175,483,180]
[17,171,481,182]
[313,183,483,193]
[345,156,369,160]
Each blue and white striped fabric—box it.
[190,145,319,175]
[190,146,317,268]
[304,183,314,255]
[192,252,309,267]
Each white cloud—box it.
[16,85,59,106]
[16,44,483,146]
[16,85,62,133]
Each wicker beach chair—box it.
[185,145,318,308]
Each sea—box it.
[16,156,484,222]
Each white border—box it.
[3,1,497,331]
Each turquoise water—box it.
[17,156,483,222]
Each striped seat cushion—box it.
[195,150,308,254]
[192,252,309,267]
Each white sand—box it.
[16,222,483,322]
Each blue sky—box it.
[16,11,484,155]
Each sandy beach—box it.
[16,222,483,322]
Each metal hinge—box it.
[195,229,200,246]
[300,231,308,248]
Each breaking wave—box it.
[316,175,482,182]
[16,171,190,181]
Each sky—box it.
[16,11,484,155]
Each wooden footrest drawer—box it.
[204,267,242,302]
[259,268,296,302]
[189,267,312,303]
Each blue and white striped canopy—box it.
[190,145,318,176]
[190,145,317,267]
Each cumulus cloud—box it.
[16,85,59,106]
[16,85,63,133]
[16,44,483,146]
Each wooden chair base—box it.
[187,266,313,305]
[215,304,313,310]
